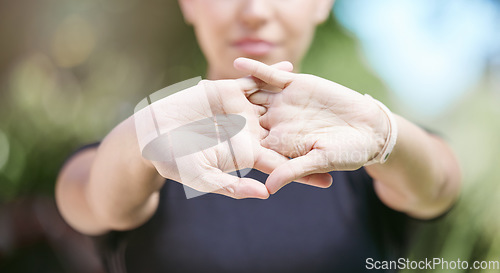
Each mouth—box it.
[233,38,275,56]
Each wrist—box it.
[364,94,398,165]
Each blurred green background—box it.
[0,0,499,272]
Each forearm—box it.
[365,115,461,219]
[56,148,110,235]
[86,116,164,230]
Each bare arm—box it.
[56,117,164,235]
[56,73,324,235]
[365,115,461,219]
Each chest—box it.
[121,171,385,273]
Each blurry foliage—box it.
[0,0,205,199]
[404,84,500,273]
[0,0,499,272]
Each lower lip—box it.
[234,41,275,56]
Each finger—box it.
[237,76,277,97]
[253,146,289,174]
[248,61,293,93]
[265,150,333,194]
[236,61,293,96]
[234,58,294,89]
[297,173,333,189]
[236,77,260,95]
[259,113,272,129]
[248,90,274,107]
[253,104,267,116]
[270,61,293,72]
[263,61,294,91]
[259,128,269,140]
[204,172,269,199]
[254,147,333,190]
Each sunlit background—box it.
[1,0,499,272]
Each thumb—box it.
[265,149,333,194]
[201,171,270,199]
[254,146,333,190]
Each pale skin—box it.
[233,58,461,219]
[56,0,461,235]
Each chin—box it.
[244,54,276,64]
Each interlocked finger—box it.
[248,90,275,107]
[234,58,294,90]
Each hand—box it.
[234,58,390,194]
[134,62,331,199]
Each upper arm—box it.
[56,147,111,235]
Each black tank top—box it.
[92,168,415,273]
